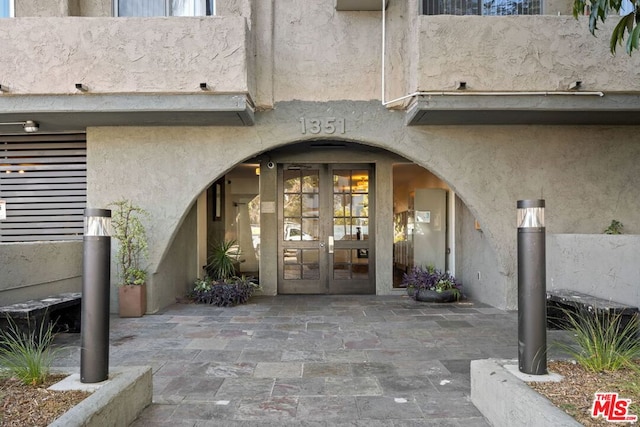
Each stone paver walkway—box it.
[52,295,571,426]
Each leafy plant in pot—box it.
[401,265,463,303]
[109,199,149,317]
[191,240,261,307]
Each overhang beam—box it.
[406,93,640,125]
[0,94,254,133]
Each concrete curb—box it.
[471,359,582,427]
[49,366,152,427]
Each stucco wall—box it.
[272,0,406,103]
[456,198,510,308]
[147,202,198,313]
[87,101,640,311]
[416,16,639,92]
[0,241,82,305]
[547,234,640,308]
[0,17,250,95]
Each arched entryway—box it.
[198,141,458,298]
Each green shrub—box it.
[0,316,61,386]
[206,240,239,280]
[556,309,640,372]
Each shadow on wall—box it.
[0,241,83,306]
[547,234,640,309]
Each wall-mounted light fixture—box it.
[199,82,209,90]
[568,81,582,90]
[23,120,39,133]
[0,120,39,133]
[75,83,88,92]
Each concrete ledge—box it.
[49,366,152,427]
[471,359,582,427]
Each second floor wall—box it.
[2,0,639,109]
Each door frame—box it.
[276,163,375,294]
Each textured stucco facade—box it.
[85,101,640,311]
[1,0,639,312]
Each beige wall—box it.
[415,16,638,92]
[9,0,633,108]
[0,241,82,305]
[87,101,640,310]
[0,17,250,95]
[4,0,639,311]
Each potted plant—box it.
[109,199,149,317]
[191,240,260,307]
[401,265,463,303]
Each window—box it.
[421,0,540,15]
[1,0,14,18]
[115,0,215,17]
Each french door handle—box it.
[328,236,334,254]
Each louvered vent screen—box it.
[0,134,87,242]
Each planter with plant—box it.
[109,199,149,318]
[191,240,260,307]
[401,265,463,303]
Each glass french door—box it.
[278,164,374,294]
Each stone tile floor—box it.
[52,295,574,426]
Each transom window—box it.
[421,0,540,15]
[1,0,14,18]
[115,0,215,17]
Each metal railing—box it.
[422,0,541,15]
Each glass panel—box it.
[284,221,302,240]
[170,0,210,15]
[283,170,300,193]
[334,218,352,241]
[302,265,320,279]
[352,263,369,279]
[334,194,346,217]
[0,0,10,18]
[352,194,368,217]
[354,218,368,240]
[334,249,350,264]
[283,194,300,218]
[118,0,164,16]
[302,194,319,217]
[302,249,319,264]
[352,170,369,193]
[301,170,319,193]
[333,171,351,193]
[283,249,300,264]
[333,264,350,280]
[517,207,544,228]
[301,218,319,240]
[284,264,301,280]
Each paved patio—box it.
[52,295,571,426]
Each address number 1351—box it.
[299,117,345,135]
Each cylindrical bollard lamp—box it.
[517,199,547,375]
[81,208,111,383]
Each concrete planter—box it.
[415,288,458,303]
[118,284,147,318]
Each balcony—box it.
[406,15,640,125]
[0,16,255,130]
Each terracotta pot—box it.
[118,284,147,317]
[415,288,458,303]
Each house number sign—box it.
[299,117,346,135]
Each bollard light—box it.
[517,199,547,375]
[81,208,111,383]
